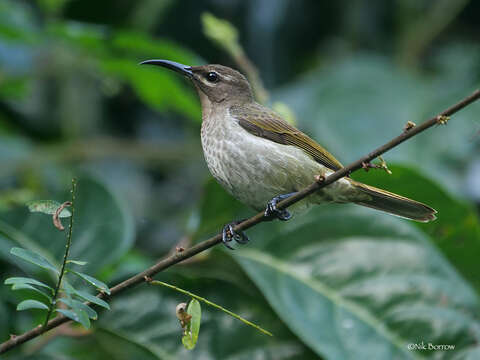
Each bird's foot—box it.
[264,192,297,221]
[222,221,249,250]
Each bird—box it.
[140,59,436,249]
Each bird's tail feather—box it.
[350,180,437,222]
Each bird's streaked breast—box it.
[200,107,354,211]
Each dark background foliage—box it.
[1,0,479,359]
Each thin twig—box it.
[149,280,273,337]
[1,89,479,354]
[43,179,76,329]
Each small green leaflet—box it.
[4,277,54,291]
[73,290,110,310]
[9,283,52,302]
[62,282,110,310]
[17,299,49,311]
[57,308,90,329]
[66,260,88,266]
[182,299,201,350]
[59,298,97,320]
[27,200,71,217]
[69,270,110,294]
[10,247,59,274]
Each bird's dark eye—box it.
[206,72,219,83]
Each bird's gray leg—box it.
[264,192,297,221]
[222,220,249,249]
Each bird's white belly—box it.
[201,113,356,212]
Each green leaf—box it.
[62,281,110,310]
[17,299,49,311]
[57,308,90,329]
[192,179,249,241]
[201,12,241,57]
[101,58,200,122]
[59,298,98,320]
[10,247,59,274]
[351,164,480,291]
[69,270,110,295]
[45,21,106,53]
[26,200,71,217]
[76,302,97,321]
[182,299,201,350]
[4,276,54,291]
[9,283,52,302]
[111,30,197,65]
[73,289,110,310]
[3,177,134,276]
[74,177,134,275]
[66,260,88,266]
[0,219,60,276]
[233,206,480,359]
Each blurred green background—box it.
[1,0,480,359]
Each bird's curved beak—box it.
[139,59,193,78]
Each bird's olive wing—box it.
[231,104,343,171]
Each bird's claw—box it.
[222,222,249,249]
[264,196,293,221]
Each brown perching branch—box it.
[1,89,479,354]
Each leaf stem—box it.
[43,179,77,329]
[149,280,273,337]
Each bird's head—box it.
[140,60,253,105]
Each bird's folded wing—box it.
[231,104,343,171]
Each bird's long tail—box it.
[349,180,437,222]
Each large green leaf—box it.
[232,206,480,359]
[1,176,134,276]
[351,164,480,291]
[44,21,202,122]
[111,30,198,65]
[0,220,60,280]
[100,58,201,122]
[191,158,480,358]
[192,179,249,241]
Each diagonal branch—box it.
[1,89,479,354]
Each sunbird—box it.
[141,60,436,248]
